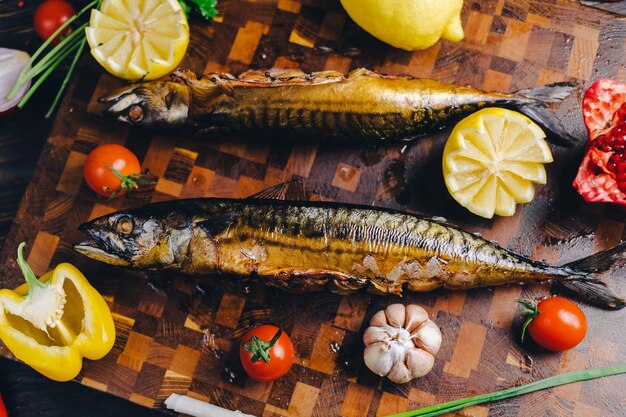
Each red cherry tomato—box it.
[573,80,626,206]
[34,0,76,42]
[521,297,588,352]
[239,325,294,382]
[83,144,142,198]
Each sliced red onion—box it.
[0,48,31,113]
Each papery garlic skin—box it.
[363,303,442,383]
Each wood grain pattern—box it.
[1,1,626,416]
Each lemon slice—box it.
[442,108,553,218]
[86,0,189,81]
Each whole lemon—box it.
[340,0,464,51]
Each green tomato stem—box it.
[105,165,156,200]
[243,328,283,363]
[516,299,540,343]
[385,364,626,417]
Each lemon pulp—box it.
[442,108,553,219]
[86,0,189,81]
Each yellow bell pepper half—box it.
[0,242,115,382]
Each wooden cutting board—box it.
[1,0,625,416]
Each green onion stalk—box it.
[385,364,626,417]
[7,0,101,118]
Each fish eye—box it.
[128,105,144,122]
[116,216,134,235]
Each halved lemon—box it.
[86,0,189,81]
[442,108,553,219]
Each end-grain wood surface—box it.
[0,1,163,415]
[1,1,626,417]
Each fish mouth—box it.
[74,222,132,267]
[98,82,190,126]
[98,86,146,125]
[74,240,130,267]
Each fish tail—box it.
[554,241,626,310]
[512,82,579,147]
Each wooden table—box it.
[0,1,163,415]
[1,1,626,417]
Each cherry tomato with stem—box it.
[34,0,76,43]
[83,144,153,199]
[518,297,587,352]
[239,325,294,382]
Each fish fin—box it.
[515,82,578,103]
[217,82,236,100]
[197,211,237,237]
[553,279,625,310]
[260,268,366,294]
[563,241,626,273]
[513,82,580,147]
[554,241,626,310]
[247,178,307,201]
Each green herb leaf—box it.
[179,0,218,20]
[383,364,626,417]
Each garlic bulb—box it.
[363,303,442,383]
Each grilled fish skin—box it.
[99,68,578,145]
[74,198,624,309]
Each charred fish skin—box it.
[74,198,624,309]
[98,68,578,145]
[199,202,563,294]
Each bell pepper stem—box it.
[16,242,47,291]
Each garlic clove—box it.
[364,342,394,376]
[387,338,408,364]
[406,348,435,378]
[413,320,442,355]
[363,325,390,345]
[385,303,406,328]
[387,359,413,384]
[370,309,389,327]
[404,304,429,333]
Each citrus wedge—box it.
[86,0,189,81]
[442,108,553,218]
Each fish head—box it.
[75,204,194,269]
[98,81,190,127]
